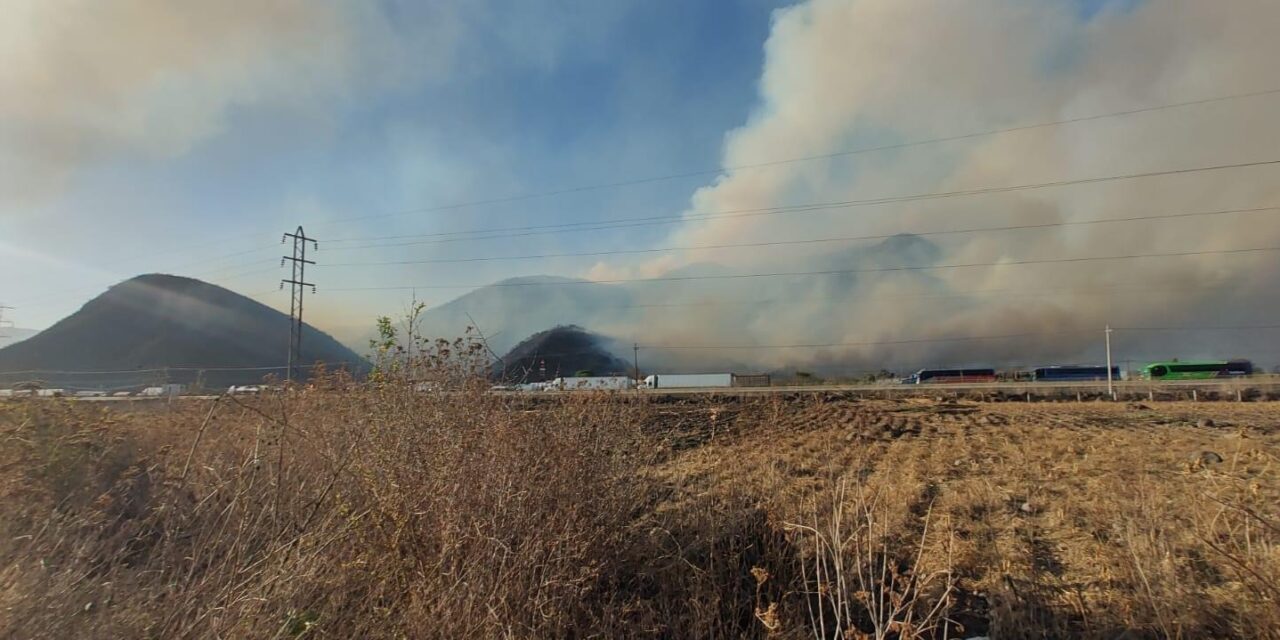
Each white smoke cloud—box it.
[603,0,1280,372]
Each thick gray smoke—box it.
[426,0,1280,374]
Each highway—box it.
[6,377,1280,402]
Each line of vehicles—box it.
[1,360,1263,398]
[0,383,270,398]
[505,373,768,392]
[0,383,189,398]
[900,359,1255,384]
[514,360,1260,392]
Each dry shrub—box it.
[0,346,653,638]
[608,488,796,637]
[331,384,651,637]
[2,382,1278,639]
[785,478,956,640]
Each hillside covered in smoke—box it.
[415,232,1275,375]
[397,0,1280,375]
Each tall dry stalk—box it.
[786,478,955,640]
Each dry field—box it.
[1,383,1277,638]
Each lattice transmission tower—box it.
[281,227,317,383]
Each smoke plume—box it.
[424,0,1280,375]
[571,0,1280,374]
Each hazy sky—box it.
[4,0,1280,367]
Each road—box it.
[8,377,1279,402]
[638,378,1280,398]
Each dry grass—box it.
[651,395,1280,638]
[1,379,1278,638]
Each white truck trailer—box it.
[643,373,733,389]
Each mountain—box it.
[494,325,630,382]
[0,274,367,390]
[409,234,947,367]
[415,275,634,354]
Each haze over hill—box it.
[0,274,367,390]
[406,230,1278,376]
[407,235,943,370]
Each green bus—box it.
[1141,360,1253,380]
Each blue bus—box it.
[1032,365,1120,382]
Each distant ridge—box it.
[0,274,367,389]
[417,275,632,354]
[408,233,947,370]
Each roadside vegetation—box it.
[1,348,1277,638]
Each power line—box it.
[24,196,1276,311]
[84,236,278,274]
[448,281,1279,313]
[321,86,1280,228]
[214,265,283,282]
[642,331,1094,351]
[327,244,1280,292]
[643,325,1280,351]
[9,85,1279,312]
[1114,324,1280,332]
[323,159,1280,251]
[10,249,279,309]
[12,92,1280,312]
[317,205,1277,266]
[13,89,1280,310]
[40,84,1276,264]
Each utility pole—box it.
[1105,324,1114,399]
[281,227,317,385]
[633,342,640,387]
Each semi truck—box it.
[643,373,734,389]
